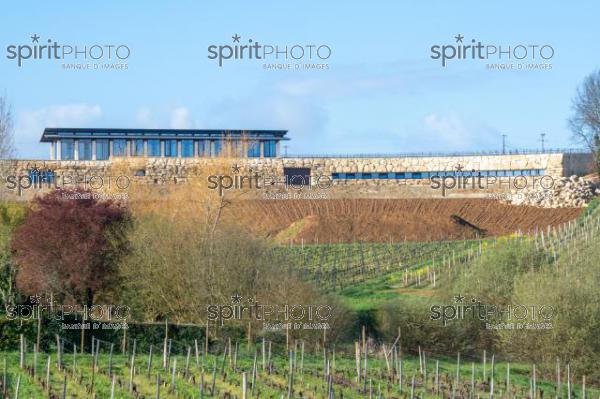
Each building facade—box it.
[1,130,591,200]
[32,128,594,193]
[41,128,288,160]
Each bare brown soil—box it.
[225,199,583,243]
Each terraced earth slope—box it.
[226,199,583,243]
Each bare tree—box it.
[569,70,600,174]
[0,93,15,159]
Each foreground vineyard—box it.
[1,336,595,399]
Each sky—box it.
[1,1,599,159]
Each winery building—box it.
[41,128,289,160]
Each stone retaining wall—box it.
[0,152,594,200]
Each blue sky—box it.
[1,1,599,159]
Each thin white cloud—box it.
[135,106,194,129]
[135,107,155,128]
[421,112,500,150]
[274,63,483,100]
[423,113,470,146]
[203,96,329,153]
[15,104,102,159]
[170,107,192,129]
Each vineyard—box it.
[0,330,597,398]
[277,201,600,306]
[1,203,600,398]
[1,203,599,398]
[272,240,483,292]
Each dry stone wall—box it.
[0,153,595,204]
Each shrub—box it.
[118,215,354,343]
[12,189,130,307]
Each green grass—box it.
[338,270,433,311]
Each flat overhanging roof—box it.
[40,128,290,142]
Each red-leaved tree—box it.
[12,189,130,306]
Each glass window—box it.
[112,139,127,157]
[78,140,92,160]
[29,168,55,185]
[164,140,177,157]
[96,140,109,160]
[264,140,276,157]
[228,140,241,157]
[379,173,389,179]
[412,172,422,179]
[346,173,356,179]
[362,173,372,179]
[181,140,194,157]
[28,168,40,185]
[45,169,55,184]
[197,140,206,157]
[61,139,74,160]
[132,139,144,156]
[247,141,260,157]
[213,140,222,156]
[148,140,161,156]
[332,173,340,179]
[395,172,406,179]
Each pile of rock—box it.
[506,175,599,208]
